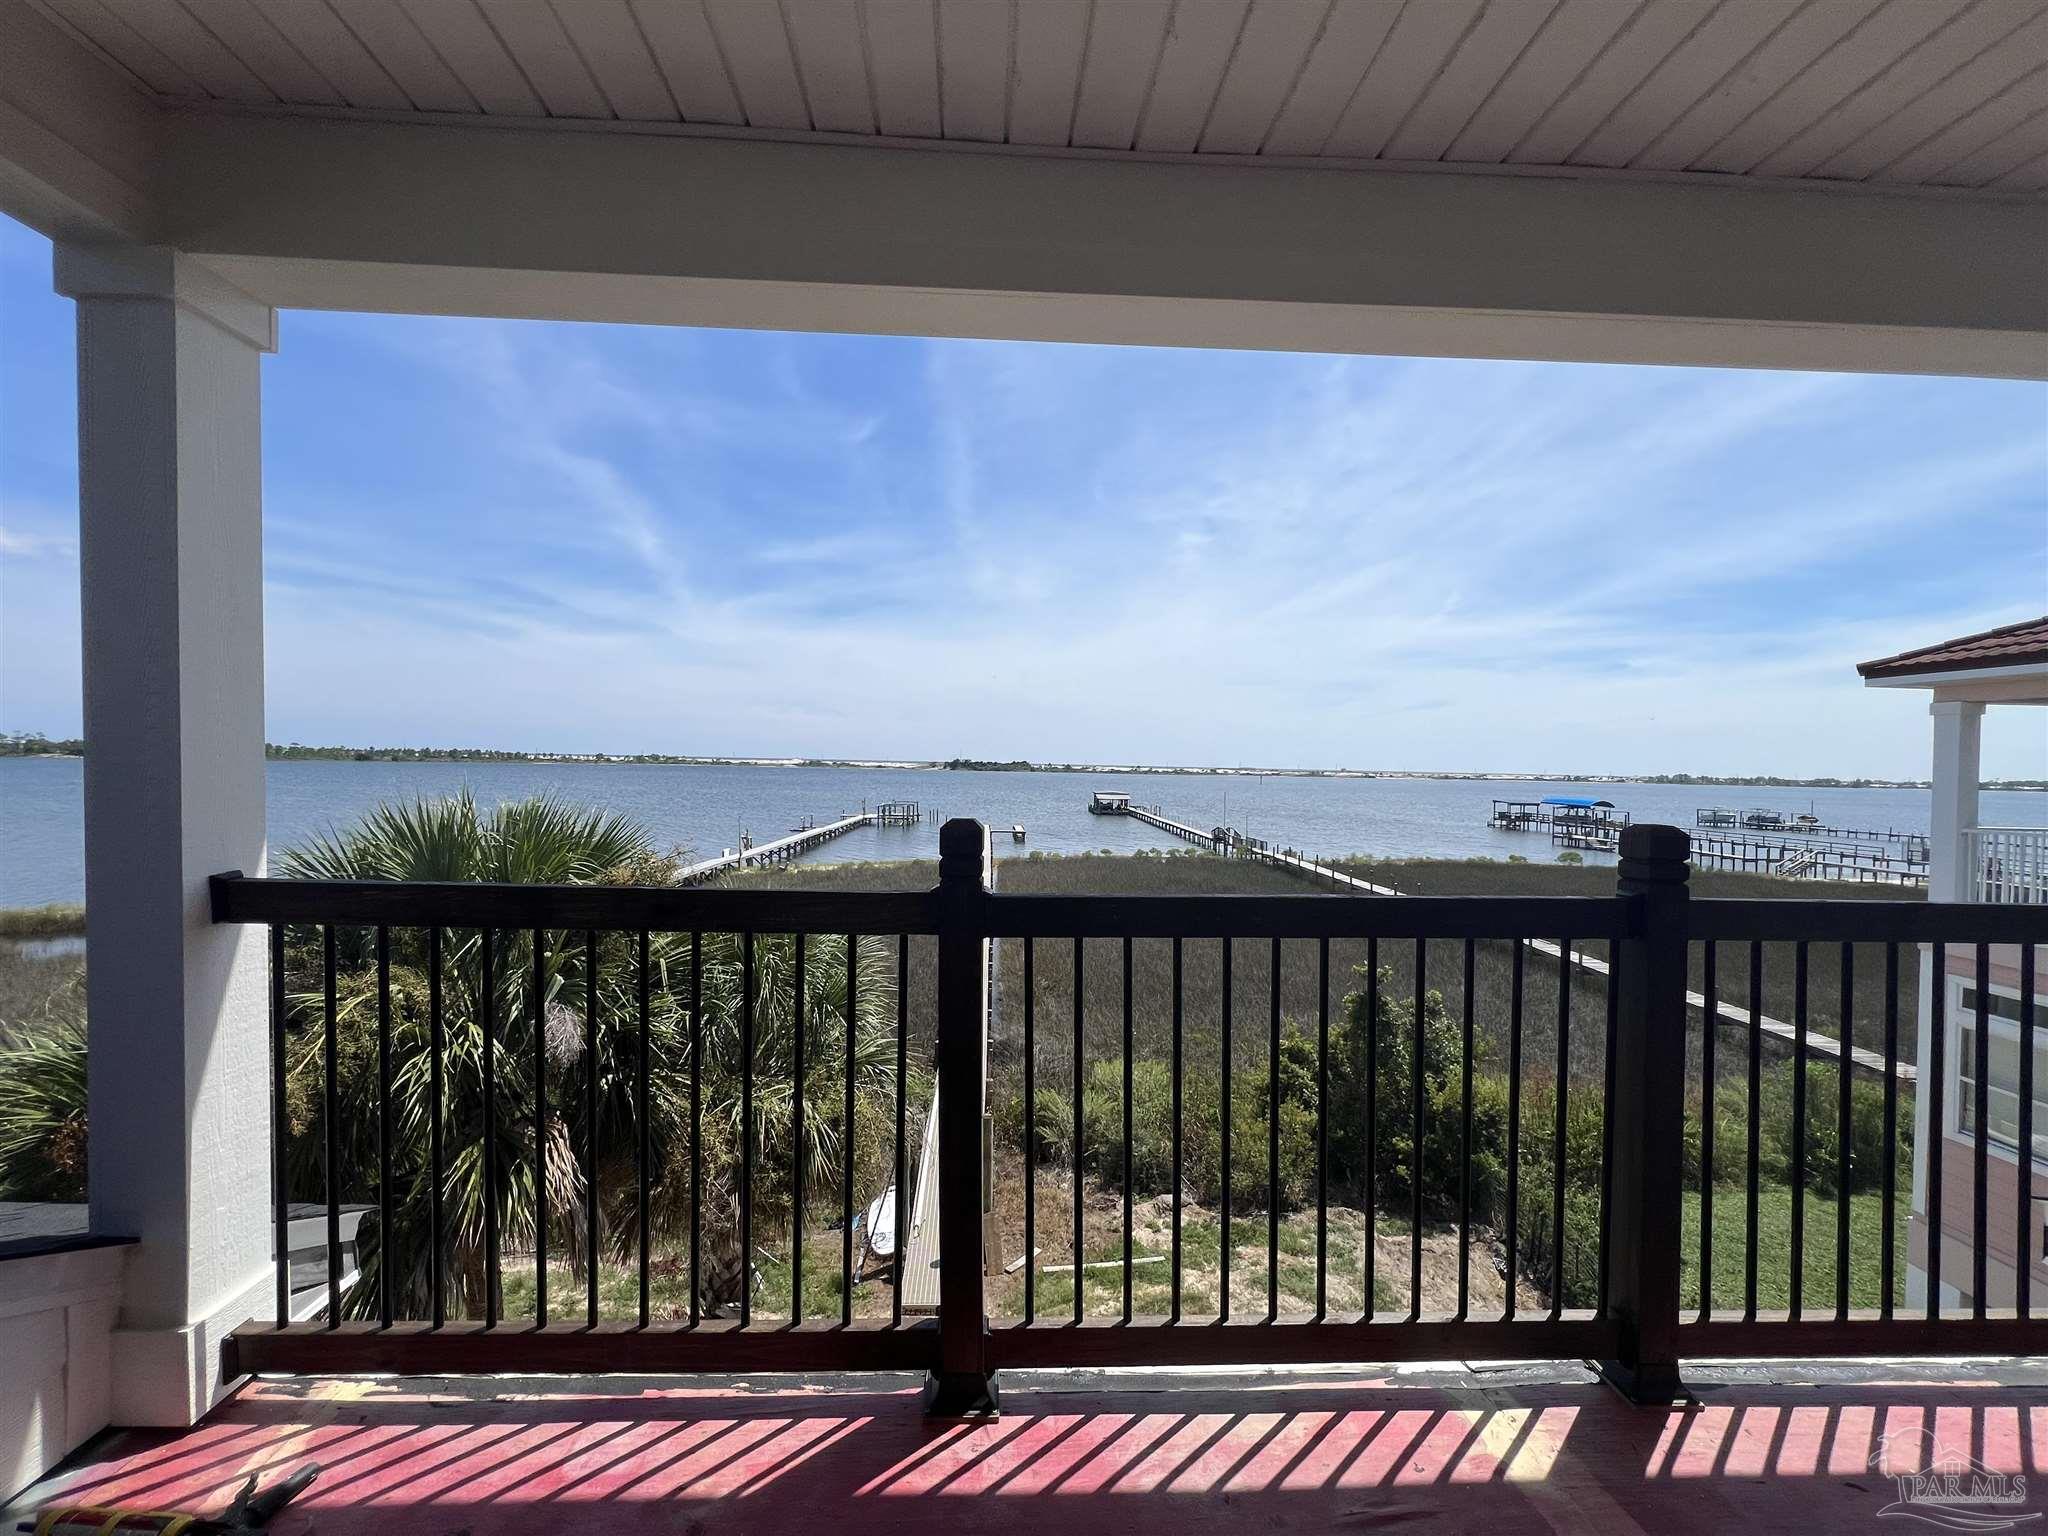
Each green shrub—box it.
[1083,1056,1317,1212]
[1323,962,1462,1204]
[1514,1183,1604,1309]
[1417,1071,1511,1221]
[1762,1060,1906,1197]
[0,1009,88,1202]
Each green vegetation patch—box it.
[0,905,86,940]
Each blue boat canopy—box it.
[1541,796,1615,809]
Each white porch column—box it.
[1928,699,1984,904]
[55,245,275,1427]
[1908,697,1987,1306]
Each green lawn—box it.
[498,1234,878,1324]
[1680,1183,1909,1314]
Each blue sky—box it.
[2,213,2043,779]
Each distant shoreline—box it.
[5,735,2042,791]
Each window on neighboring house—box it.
[1956,986,2048,1161]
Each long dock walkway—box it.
[1114,803,1912,1083]
[677,811,873,884]
[1124,805,1217,846]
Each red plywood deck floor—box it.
[12,1363,2048,1535]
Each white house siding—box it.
[0,1244,128,1501]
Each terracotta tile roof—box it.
[1857,615,2048,680]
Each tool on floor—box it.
[22,1463,320,1536]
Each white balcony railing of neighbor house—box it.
[1968,827,2048,904]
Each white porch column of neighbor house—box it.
[1928,700,1985,905]
[1908,698,1986,1308]
[53,244,275,1427]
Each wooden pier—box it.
[1691,830,1928,887]
[1111,796,1910,1082]
[677,811,874,883]
[875,801,922,826]
[1123,803,1222,848]
[1698,808,1931,850]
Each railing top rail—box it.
[207,872,941,935]
[210,875,2045,944]
[982,891,1635,940]
[1690,896,2048,944]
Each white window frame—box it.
[1946,974,2048,1174]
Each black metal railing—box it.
[211,878,942,1374]
[208,821,2045,1405]
[1678,898,2043,1360]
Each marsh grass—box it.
[0,905,86,940]
[0,940,84,1031]
[728,850,1927,1317]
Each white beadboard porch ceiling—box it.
[27,1,2048,194]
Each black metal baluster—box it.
[1364,937,1379,1319]
[1597,941,1618,1320]
[1974,941,1991,1319]
[534,928,548,1326]
[1125,936,1136,1323]
[377,926,392,1328]
[429,926,445,1329]
[1837,942,1854,1321]
[893,933,908,1325]
[1504,940,1521,1322]
[1699,941,1716,1321]
[1316,937,1330,1323]
[1024,937,1036,1325]
[323,926,339,1329]
[792,933,806,1322]
[1412,938,1427,1323]
[585,929,598,1329]
[1882,941,1898,1321]
[689,930,703,1328]
[270,923,288,1328]
[1075,937,1085,1324]
[1268,936,1281,1323]
[1746,940,1763,1322]
[483,928,499,1326]
[1549,940,1569,1321]
[1172,936,1184,1323]
[2019,944,2037,1322]
[740,931,754,1328]
[1790,941,1808,1321]
[1458,938,1474,1321]
[843,933,857,1328]
[1928,943,1946,1317]
[1221,936,1233,1321]
[637,930,650,1330]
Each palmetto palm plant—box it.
[0,1007,88,1203]
[276,792,905,1321]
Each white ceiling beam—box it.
[149,108,2048,378]
[3,0,2042,378]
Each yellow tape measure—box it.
[34,1509,201,1536]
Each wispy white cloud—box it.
[5,268,2044,776]
[0,526,73,559]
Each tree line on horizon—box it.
[5,732,2040,791]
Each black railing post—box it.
[924,818,999,1417]
[1601,824,1690,1405]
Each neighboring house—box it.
[1860,617,2048,1310]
